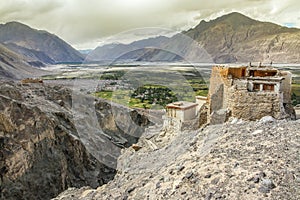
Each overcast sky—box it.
[1,0,299,49]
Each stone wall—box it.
[228,90,283,120]
[163,114,199,132]
[195,96,207,115]
[207,66,294,123]
[208,66,234,123]
[280,71,292,104]
[162,117,181,132]
[183,107,197,121]
[166,109,184,121]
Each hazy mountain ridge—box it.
[0,43,46,79]
[88,36,170,62]
[0,21,84,64]
[0,21,85,79]
[5,42,54,66]
[91,12,300,63]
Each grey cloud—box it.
[0,0,63,21]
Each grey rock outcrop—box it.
[0,81,150,200]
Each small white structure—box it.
[163,101,203,131]
[166,101,198,122]
[295,105,300,120]
[195,96,207,114]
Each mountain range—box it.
[87,36,170,62]
[0,21,84,79]
[90,12,300,64]
[0,22,84,64]
[1,12,300,79]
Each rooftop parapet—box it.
[166,101,198,110]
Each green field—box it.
[99,70,127,80]
[94,82,208,109]
[94,90,113,100]
[94,69,208,109]
[44,64,300,108]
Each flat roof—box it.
[248,77,284,81]
[196,96,208,100]
[248,67,278,71]
[214,65,277,70]
[213,65,247,69]
[166,101,198,110]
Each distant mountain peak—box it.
[1,21,51,35]
[2,21,32,29]
[217,12,256,24]
[222,12,251,19]
[190,12,263,35]
[200,12,257,29]
[4,21,25,25]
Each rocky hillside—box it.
[184,12,300,63]
[0,44,47,79]
[54,117,300,199]
[0,81,150,200]
[0,21,84,64]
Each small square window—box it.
[253,83,260,91]
[263,84,274,91]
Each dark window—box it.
[241,69,246,77]
[263,84,275,91]
[253,83,260,91]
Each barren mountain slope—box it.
[55,118,300,200]
[0,44,46,79]
[0,22,84,64]
[185,12,300,63]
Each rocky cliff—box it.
[0,81,150,200]
[54,117,300,199]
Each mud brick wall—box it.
[228,90,283,120]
